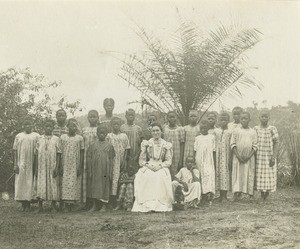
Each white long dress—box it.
[132,138,173,212]
[194,134,216,194]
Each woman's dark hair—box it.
[44,118,55,127]
[219,112,230,121]
[56,109,67,116]
[150,121,163,132]
[97,123,108,133]
[240,111,251,119]
[232,106,243,113]
[110,116,121,125]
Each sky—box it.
[0,0,299,115]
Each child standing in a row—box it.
[164,111,185,178]
[231,112,257,201]
[194,120,216,204]
[36,119,61,212]
[13,117,39,212]
[60,119,84,211]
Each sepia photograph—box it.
[0,0,299,248]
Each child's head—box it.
[240,112,251,128]
[207,112,217,128]
[127,166,135,177]
[103,98,115,114]
[88,110,99,126]
[185,156,195,170]
[232,106,243,123]
[219,112,230,129]
[167,111,177,126]
[56,109,67,124]
[44,118,55,135]
[150,122,163,139]
[125,109,135,123]
[23,117,33,134]
[110,117,121,132]
[147,114,157,126]
[189,110,199,125]
[200,120,209,135]
[97,124,108,141]
[259,109,270,126]
[67,118,78,135]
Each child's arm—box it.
[77,149,84,176]
[244,148,255,163]
[232,147,244,163]
[34,153,38,177]
[213,151,216,171]
[174,176,188,192]
[191,168,199,182]
[179,141,184,167]
[270,140,278,167]
[53,153,61,178]
[13,150,19,174]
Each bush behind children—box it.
[12,101,279,213]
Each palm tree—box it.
[119,20,263,125]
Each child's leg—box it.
[124,183,134,211]
[25,201,31,212]
[100,201,107,212]
[89,199,98,212]
[51,201,58,212]
[38,200,43,212]
[20,201,26,212]
[109,195,117,209]
[114,184,126,210]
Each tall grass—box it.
[285,132,300,186]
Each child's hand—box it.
[269,157,276,167]
[77,168,82,176]
[237,155,245,164]
[59,167,63,176]
[183,182,189,192]
[52,168,58,178]
[14,166,19,174]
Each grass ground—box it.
[0,187,300,249]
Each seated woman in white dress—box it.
[132,122,173,212]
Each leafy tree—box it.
[119,21,262,125]
[0,68,81,191]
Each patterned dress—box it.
[230,127,257,195]
[61,134,84,202]
[106,133,130,195]
[163,125,185,177]
[215,129,232,191]
[86,141,115,203]
[254,125,279,192]
[36,135,61,201]
[132,138,173,212]
[13,132,39,201]
[52,124,68,137]
[183,125,200,161]
[82,127,98,202]
[120,123,143,173]
[172,168,201,203]
[194,134,216,194]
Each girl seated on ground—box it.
[172,156,201,208]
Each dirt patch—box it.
[0,187,299,249]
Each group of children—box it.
[12,98,279,212]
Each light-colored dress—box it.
[194,134,216,194]
[86,141,115,203]
[230,127,257,195]
[183,125,200,161]
[163,125,185,177]
[254,125,279,192]
[36,135,61,201]
[82,126,98,202]
[215,129,232,191]
[52,124,68,137]
[120,123,143,173]
[172,168,201,203]
[106,133,130,195]
[132,138,173,212]
[13,132,39,201]
[61,134,84,202]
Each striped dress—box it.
[120,123,143,173]
[163,125,185,177]
[254,125,279,192]
[82,127,98,202]
[183,125,200,161]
